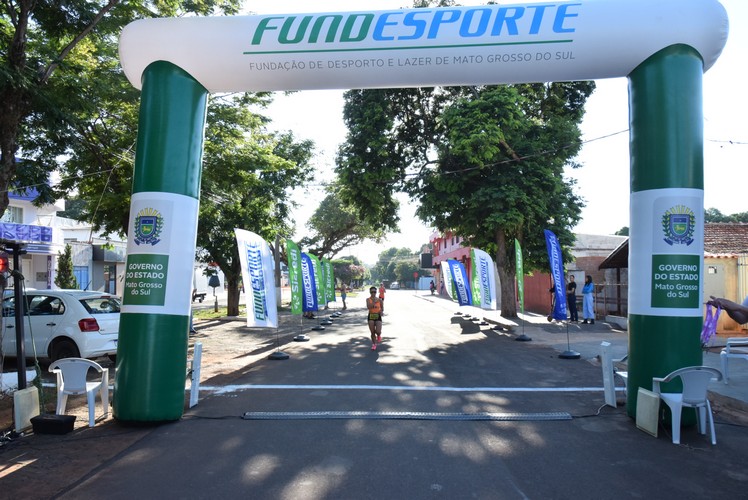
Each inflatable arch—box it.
[115,0,728,421]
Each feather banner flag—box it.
[440,260,454,300]
[300,253,319,312]
[308,254,324,309]
[322,259,335,304]
[235,229,278,328]
[515,239,524,315]
[286,239,303,315]
[544,229,568,320]
[448,259,473,306]
[470,248,497,310]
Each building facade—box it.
[429,230,471,296]
[1,189,126,294]
[427,230,627,317]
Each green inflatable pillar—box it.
[114,61,208,422]
[626,45,705,417]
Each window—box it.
[28,296,65,316]
[1,206,23,224]
[104,265,117,295]
[81,296,121,314]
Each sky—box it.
[244,0,747,265]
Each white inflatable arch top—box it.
[119,0,728,93]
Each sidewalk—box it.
[477,308,748,420]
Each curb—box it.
[708,390,748,426]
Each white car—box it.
[390,282,400,289]
[1,290,120,362]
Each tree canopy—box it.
[3,1,317,316]
[370,247,421,284]
[336,82,594,317]
[705,208,748,223]
[299,188,386,259]
[1,1,242,218]
[331,256,367,288]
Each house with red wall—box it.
[429,230,471,295]
[426,231,627,317]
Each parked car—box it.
[1,289,120,362]
[390,282,400,289]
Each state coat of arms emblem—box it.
[134,208,163,246]
[661,205,695,246]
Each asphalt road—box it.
[47,291,748,498]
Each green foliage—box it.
[197,94,314,315]
[300,188,386,258]
[394,259,425,284]
[615,227,629,236]
[705,207,748,223]
[1,2,310,317]
[54,244,78,289]
[331,256,367,287]
[57,198,87,221]
[335,89,401,231]
[336,86,466,233]
[1,0,242,224]
[370,247,419,283]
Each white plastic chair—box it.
[652,366,722,445]
[720,338,748,384]
[600,342,628,408]
[49,358,109,427]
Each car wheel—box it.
[50,339,81,361]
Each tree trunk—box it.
[226,259,242,317]
[1,1,31,195]
[495,228,518,318]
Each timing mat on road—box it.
[241,411,572,421]
[199,383,620,395]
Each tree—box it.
[3,3,305,317]
[370,247,418,283]
[336,87,464,231]
[197,94,314,316]
[300,188,386,258]
[337,83,593,318]
[705,208,748,223]
[331,256,367,288]
[1,1,242,223]
[55,244,78,289]
[66,87,314,317]
[394,260,423,285]
[705,208,727,223]
[614,227,629,236]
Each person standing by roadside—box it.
[566,274,578,323]
[340,285,347,310]
[581,275,595,324]
[366,286,384,350]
